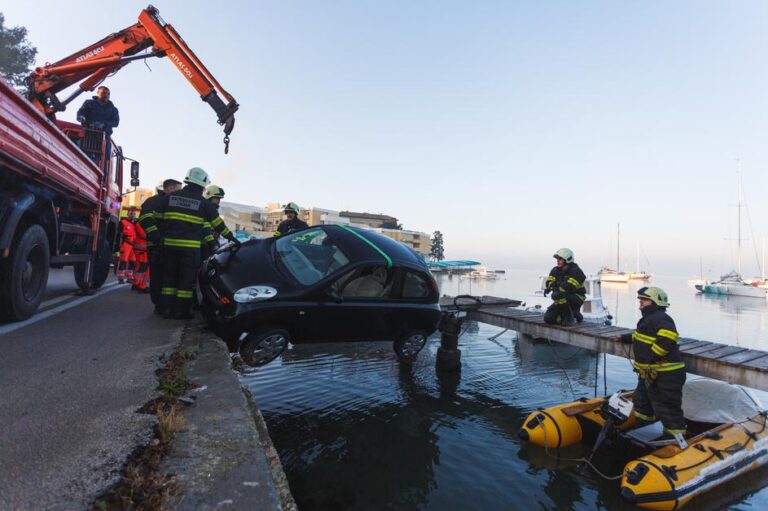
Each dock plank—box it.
[448,295,768,392]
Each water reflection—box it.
[243,272,768,510]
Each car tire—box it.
[0,224,50,321]
[239,326,290,367]
[393,330,428,363]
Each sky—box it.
[4,1,768,276]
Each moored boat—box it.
[599,267,631,283]
[518,379,768,510]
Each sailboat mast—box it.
[617,223,621,272]
[737,162,742,276]
[636,242,640,274]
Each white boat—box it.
[518,274,612,325]
[688,278,710,287]
[599,267,631,283]
[600,224,631,283]
[699,167,767,299]
[460,266,499,280]
[629,242,652,280]
[701,271,767,298]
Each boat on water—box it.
[629,271,651,281]
[697,168,766,299]
[699,270,767,298]
[518,274,612,325]
[460,266,499,280]
[599,267,631,283]
[518,379,768,510]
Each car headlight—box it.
[233,285,278,303]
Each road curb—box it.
[162,320,295,510]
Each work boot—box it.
[139,288,150,294]
[131,285,139,291]
[560,317,577,327]
[154,306,165,316]
[118,278,125,284]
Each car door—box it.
[307,265,396,342]
[388,269,441,338]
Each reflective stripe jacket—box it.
[274,218,308,237]
[119,218,136,245]
[144,184,233,250]
[620,305,684,371]
[545,263,586,302]
[138,192,164,248]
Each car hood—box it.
[210,238,304,297]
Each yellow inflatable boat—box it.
[518,379,768,510]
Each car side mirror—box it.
[325,287,343,304]
[130,161,140,179]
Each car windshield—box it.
[275,227,350,285]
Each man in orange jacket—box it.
[116,209,137,283]
[132,221,150,293]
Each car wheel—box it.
[393,330,428,363]
[239,326,290,367]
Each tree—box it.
[429,231,444,261]
[0,13,37,89]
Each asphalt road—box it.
[0,268,181,510]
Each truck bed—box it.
[0,78,104,207]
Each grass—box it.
[93,344,196,510]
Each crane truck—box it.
[0,5,239,321]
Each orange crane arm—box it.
[28,5,239,151]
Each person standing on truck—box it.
[77,86,120,161]
[116,208,137,283]
[139,179,182,312]
[543,248,586,326]
[144,167,239,319]
[274,202,308,237]
[77,86,120,135]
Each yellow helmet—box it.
[203,184,225,200]
[637,287,670,307]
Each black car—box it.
[199,225,441,366]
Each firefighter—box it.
[201,185,226,261]
[543,248,586,326]
[145,167,239,319]
[274,202,308,237]
[139,179,182,312]
[615,287,686,443]
[116,209,136,283]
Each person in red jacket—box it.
[132,221,150,293]
[116,209,137,283]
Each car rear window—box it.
[402,271,430,299]
[275,228,349,285]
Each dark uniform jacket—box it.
[145,184,232,249]
[620,304,684,371]
[274,218,308,237]
[545,263,586,302]
[138,192,164,248]
[77,97,120,135]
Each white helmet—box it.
[184,167,210,188]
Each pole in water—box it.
[436,313,462,370]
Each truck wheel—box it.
[393,330,428,363]
[0,224,50,321]
[239,326,290,367]
[74,237,112,290]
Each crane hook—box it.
[223,135,230,154]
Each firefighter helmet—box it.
[155,182,164,193]
[284,202,300,214]
[553,248,574,264]
[204,184,225,200]
[637,286,670,307]
[184,167,210,188]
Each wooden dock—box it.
[440,296,768,392]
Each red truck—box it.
[0,5,238,321]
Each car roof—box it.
[325,225,428,270]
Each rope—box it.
[538,421,625,481]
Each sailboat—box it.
[688,257,710,286]
[629,242,652,280]
[599,223,631,283]
[700,167,767,299]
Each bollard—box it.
[436,313,462,370]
